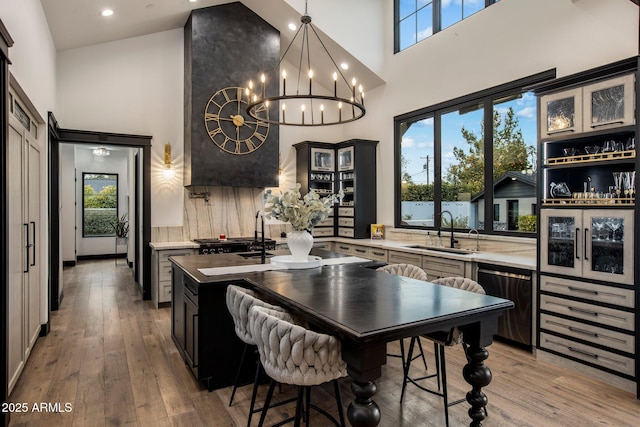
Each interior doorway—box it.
[47,114,152,313]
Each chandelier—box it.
[93,146,110,156]
[246,0,365,126]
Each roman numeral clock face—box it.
[204,86,270,155]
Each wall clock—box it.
[204,86,270,155]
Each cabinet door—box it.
[172,267,185,350]
[540,210,582,276]
[583,73,635,132]
[540,87,582,139]
[582,209,634,285]
[184,294,198,369]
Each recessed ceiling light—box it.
[288,23,297,31]
[100,9,114,17]
[189,0,198,3]
[340,63,349,70]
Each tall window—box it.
[395,0,499,52]
[83,173,118,237]
[396,72,549,236]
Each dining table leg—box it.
[347,380,381,427]
[461,317,498,427]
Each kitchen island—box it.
[170,248,513,427]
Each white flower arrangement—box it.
[264,184,342,232]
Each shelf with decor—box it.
[295,139,377,239]
[535,57,639,396]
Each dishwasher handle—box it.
[477,268,531,281]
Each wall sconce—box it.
[163,143,176,181]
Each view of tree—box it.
[446,107,534,195]
[84,184,117,208]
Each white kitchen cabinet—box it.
[540,73,635,139]
[7,91,41,394]
[540,209,633,286]
[151,248,196,308]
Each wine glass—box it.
[606,218,622,241]
[592,217,606,240]
[602,140,615,153]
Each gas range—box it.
[193,237,276,254]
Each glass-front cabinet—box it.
[540,209,633,285]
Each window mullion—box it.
[434,112,442,221]
[483,99,494,234]
[434,0,442,34]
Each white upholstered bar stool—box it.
[400,277,486,427]
[376,264,430,370]
[226,284,290,427]
[249,305,348,427]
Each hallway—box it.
[7,259,640,426]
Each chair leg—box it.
[293,387,305,427]
[229,342,249,406]
[247,350,263,427]
[305,387,311,427]
[433,342,442,391]
[415,337,429,371]
[257,380,277,427]
[400,336,417,403]
[333,379,346,427]
[439,344,450,427]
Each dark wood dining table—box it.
[171,249,514,427]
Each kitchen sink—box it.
[404,245,476,255]
[237,252,275,259]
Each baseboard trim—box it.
[77,253,127,261]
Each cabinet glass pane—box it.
[590,216,625,275]
[547,216,575,268]
[546,97,575,133]
[590,84,624,126]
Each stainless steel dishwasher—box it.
[477,264,532,347]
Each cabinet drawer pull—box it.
[567,286,598,295]
[568,306,598,317]
[568,326,598,337]
[338,245,350,250]
[568,346,598,360]
[355,248,366,253]
[372,251,385,256]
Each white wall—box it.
[12,0,639,236]
[59,144,76,262]
[73,147,131,257]
[56,29,185,228]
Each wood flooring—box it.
[7,259,640,426]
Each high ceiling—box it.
[39,0,384,91]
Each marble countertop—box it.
[149,241,200,250]
[151,237,536,270]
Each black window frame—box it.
[394,0,499,53]
[394,69,556,237]
[82,172,119,238]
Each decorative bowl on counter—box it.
[584,146,600,155]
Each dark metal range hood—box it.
[183,2,280,189]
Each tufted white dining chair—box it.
[400,276,486,427]
[249,305,347,427]
[377,264,430,370]
[225,284,289,427]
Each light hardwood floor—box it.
[7,259,640,426]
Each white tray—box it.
[270,255,322,269]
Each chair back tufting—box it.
[377,263,428,281]
[249,305,347,387]
[225,284,283,346]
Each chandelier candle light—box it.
[246,0,365,126]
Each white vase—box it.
[287,230,314,262]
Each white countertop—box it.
[149,241,200,250]
[150,237,536,270]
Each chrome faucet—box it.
[468,228,480,251]
[438,210,458,248]
[255,210,266,264]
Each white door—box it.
[27,134,41,349]
[7,116,26,393]
[7,96,41,394]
